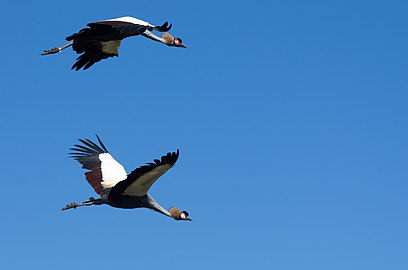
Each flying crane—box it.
[42,16,186,70]
[63,135,192,221]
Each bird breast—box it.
[101,40,121,56]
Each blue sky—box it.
[1,0,407,269]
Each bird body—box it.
[42,16,186,70]
[64,135,191,221]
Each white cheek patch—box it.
[180,212,186,220]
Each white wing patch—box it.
[99,153,127,189]
[122,164,172,197]
[107,16,153,27]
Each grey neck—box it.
[142,30,169,45]
[146,194,171,217]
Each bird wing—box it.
[69,135,127,196]
[70,45,117,71]
[108,150,179,199]
[86,18,172,39]
[65,21,147,70]
[65,17,172,70]
[103,16,172,32]
[86,21,149,39]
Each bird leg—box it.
[41,42,73,55]
[61,200,94,211]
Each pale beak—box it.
[179,44,187,48]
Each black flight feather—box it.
[69,135,109,170]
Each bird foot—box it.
[41,47,61,55]
[61,202,79,211]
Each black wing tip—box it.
[174,149,180,164]
[69,134,109,157]
[95,134,109,153]
[165,149,180,166]
[144,149,180,168]
[71,60,93,71]
[155,21,172,32]
[71,62,82,71]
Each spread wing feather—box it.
[69,135,127,195]
[108,150,179,199]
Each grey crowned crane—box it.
[42,16,186,70]
[63,135,192,221]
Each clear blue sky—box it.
[1,0,407,269]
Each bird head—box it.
[162,33,187,48]
[169,207,192,221]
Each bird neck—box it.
[143,30,171,45]
[146,194,171,217]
